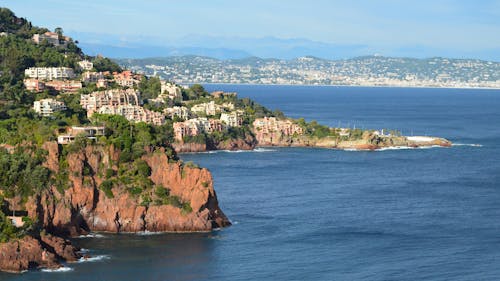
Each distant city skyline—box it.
[3,0,499,60]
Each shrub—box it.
[99,180,114,198]
[127,186,142,196]
[105,168,114,179]
[181,202,193,215]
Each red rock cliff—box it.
[26,142,230,236]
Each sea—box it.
[2,85,500,281]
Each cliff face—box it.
[172,142,207,153]
[211,133,257,151]
[173,133,257,153]
[26,142,230,236]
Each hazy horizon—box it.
[2,1,499,61]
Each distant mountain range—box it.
[114,55,500,88]
[71,32,500,61]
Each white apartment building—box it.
[24,67,75,80]
[97,105,164,126]
[78,60,94,71]
[80,89,141,115]
[164,106,190,120]
[220,111,243,127]
[191,101,221,116]
[33,99,66,117]
[81,71,104,83]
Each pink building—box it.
[45,80,82,92]
[253,117,303,136]
[23,79,45,92]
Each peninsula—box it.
[0,8,450,273]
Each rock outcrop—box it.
[24,143,230,236]
[0,234,80,273]
[173,133,257,153]
[252,129,451,150]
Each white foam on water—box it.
[375,146,414,151]
[452,143,483,147]
[253,148,277,152]
[76,233,105,238]
[136,230,162,236]
[343,145,446,152]
[41,266,73,272]
[78,255,110,263]
[223,150,246,153]
[77,248,90,254]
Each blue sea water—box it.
[2,85,500,281]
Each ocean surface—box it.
[2,85,500,281]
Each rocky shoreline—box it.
[0,233,81,273]
[173,132,452,153]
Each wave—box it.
[452,143,483,147]
[344,145,445,152]
[253,148,277,152]
[77,248,90,254]
[136,230,163,236]
[76,233,105,238]
[41,266,73,272]
[77,255,110,263]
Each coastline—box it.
[175,135,453,154]
[193,82,500,91]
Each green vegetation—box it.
[92,56,122,73]
[99,180,114,199]
[0,147,51,200]
[0,210,21,242]
[152,185,192,213]
[139,76,161,100]
[91,114,176,161]
[297,118,337,139]
[182,84,210,101]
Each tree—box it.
[54,27,63,37]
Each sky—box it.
[2,0,500,60]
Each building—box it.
[32,32,69,47]
[220,111,243,127]
[191,101,222,116]
[173,117,225,141]
[78,60,94,71]
[253,117,303,136]
[33,99,66,117]
[80,89,141,116]
[161,81,182,101]
[81,71,104,83]
[164,106,190,120]
[24,67,75,80]
[96,79,108,88]
[97,105,164,126]
[45,80,82,92]
[57,126,106,144]
[23,78,45,92]
[113,70,140,87]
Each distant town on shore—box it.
[117,55,500,89]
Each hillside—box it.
[0,8,230,272]
[117,55,500,88]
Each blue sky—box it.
[3,0,500,60]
